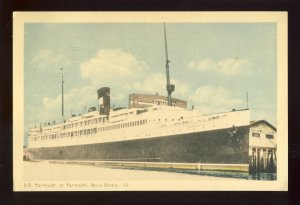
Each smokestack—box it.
[97,87,110,116]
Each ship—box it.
[25,24,251,164]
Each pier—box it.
[49,160,249,173]
[248,120,277,176]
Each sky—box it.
[24,23,277,135]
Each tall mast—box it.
[61,68,64,118]
[246,91,249,109]
[164,23,175,106]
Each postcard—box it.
[13,12,288,191]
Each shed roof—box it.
[250,120,277,131]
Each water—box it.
[248,172,277,180]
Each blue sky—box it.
[24,23,277,132]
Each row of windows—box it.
[63,117,106,129]
[30,119,148,141]
[98,119,147,132]
[252,132,274,139]
[63,112,140,130]
[30,128,99,141]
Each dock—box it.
[49,160,249,172]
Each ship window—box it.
[266,134,274,139]
[252,132,260,137]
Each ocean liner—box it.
[25,24,251,164]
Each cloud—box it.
[28,85,98,124]
[27,49,150,127]
[123,73,189,98]
[27,49,191,128]
[188,57,252,76]
[32,49,71,70]
[188,58,218,71]
[80,49,148,86]
[188,86,243,113]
